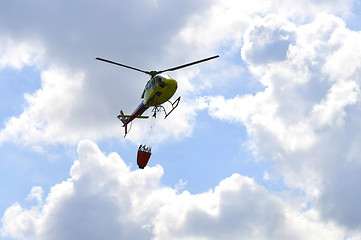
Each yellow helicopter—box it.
[96,55,219,137]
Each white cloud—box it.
[242,15,297,65]
[0,0,358,147]
[0,68,89,146]
[0,0,214,147]
[25,186,44,203]
[311,80,359,127]
[205,12,361,230]
[2,0,361,235]
[0,140,351,240]
[0,37,43,70]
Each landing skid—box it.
[152,96,181,118]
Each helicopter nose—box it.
[164,78,177,89]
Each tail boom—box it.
[117,102,149,137]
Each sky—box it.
[1,0,361,239]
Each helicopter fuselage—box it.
[143,74,177,107]
[116,74,178,131]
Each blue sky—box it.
[1,0,361,239]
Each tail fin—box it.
[118,110,129,137]
[117,107,149,138]
[118,110,127,125]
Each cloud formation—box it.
[2,0,361,238]
[206,13,361,229]
[0,0,216,147]
[1,0,356,147]
[1,140,348,240]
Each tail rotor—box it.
[118,110,129,137]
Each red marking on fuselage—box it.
[122,101,149,127]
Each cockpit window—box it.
[158,74,173,79]
[156,76,164,83]
[156,75,166,88]
[152,78,157,89]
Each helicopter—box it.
[96,55,219,137]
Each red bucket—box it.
[137,149,151,169]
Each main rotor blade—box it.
[96,57,150,75]
[157,55,219,74]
